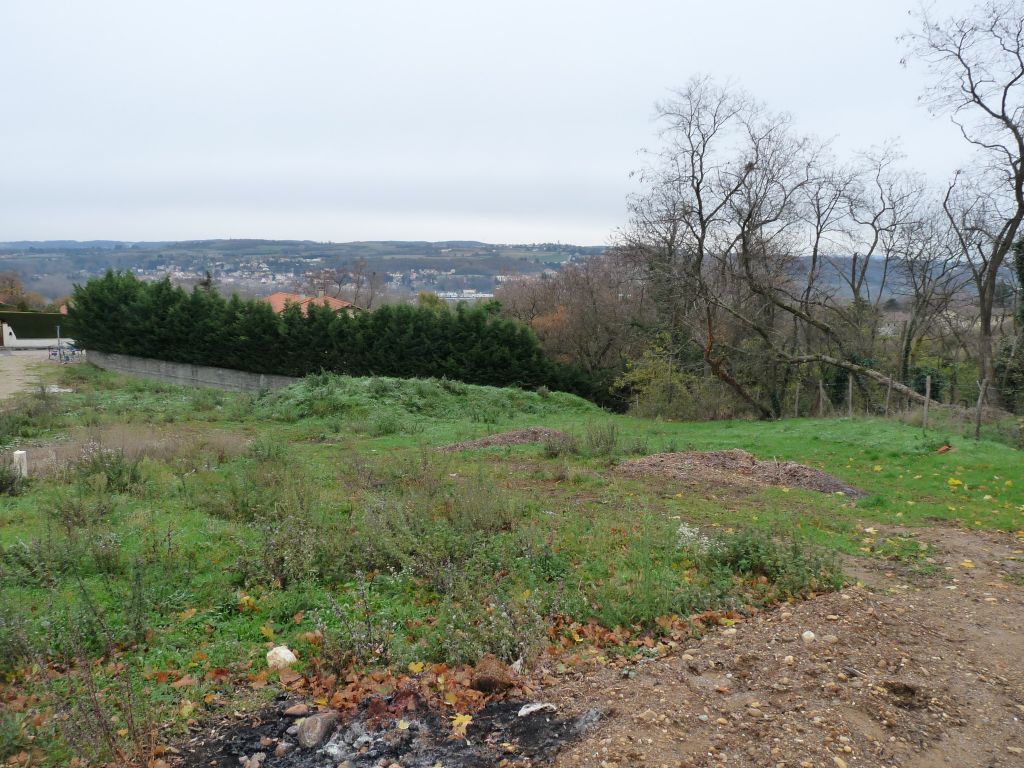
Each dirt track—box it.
[548,526,1024,768]
[0,350,47,401]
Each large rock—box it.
[297,711,340,748]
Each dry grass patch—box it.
[23,424,249,479]
[439,427,569,452]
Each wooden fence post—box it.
[794,380,801,418]
[848,376,854,419]
[884,377,893,417]
[818,379,827,417]
[923,375,931,430]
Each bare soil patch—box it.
[22,424,249,477]
[440,428,568,453]
[548,526,1024,768]
[0,350,48,401]
[618,449,866,497]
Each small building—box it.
[262,292,360,315]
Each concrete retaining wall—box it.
[87,350,300,392]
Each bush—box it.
[0,456,24,496]
[246,436,284,462]
[0,603,31,674]
[542,432,580,458]
[430,590,547,666]
[695,529,843,600]
[584,422,619,457]
[67,441,145,495]
[0,390,59,447]
[368,411,402,437]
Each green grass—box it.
[0,367,1021,764]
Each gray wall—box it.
[87,350,300,392]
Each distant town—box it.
[0,239,605,304]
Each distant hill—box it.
[3,239,990,303]
[0,239,606,299]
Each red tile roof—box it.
[263,292,358,314]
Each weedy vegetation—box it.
[1,365,1022,765]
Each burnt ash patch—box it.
[176,694,602,768]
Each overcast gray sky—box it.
[0,0,973,245]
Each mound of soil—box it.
[617,449,866,497]
[440,427,567,453]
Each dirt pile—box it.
[617,449,866,497]
[440,427,568,452]
[549,526,1024,768]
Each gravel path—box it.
[0,349,48,401]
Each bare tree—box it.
[891,203,971,383]
[345,259,386,309]
[903,0,1024,395]
[303,260,386,309]
[621,77,779,413]
[498,251,650,375]
[621,76,949,417]
[819,148,929,360]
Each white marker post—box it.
[12,450,28,479]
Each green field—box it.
[1,367,1022,764]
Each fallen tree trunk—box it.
[785,353,938,408]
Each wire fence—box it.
[791,373,1023,448]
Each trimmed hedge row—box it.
[0,311,64,340]
[67,272,603,399]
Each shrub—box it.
[542,432,580,458]
[584,422,619,457]
[697,529,843,599]
[234,510,321,589]
[0,456,24,496]
[0,603,31,674]
[430,591,547,666]
[185,463,281,522]
[50,490,116,532]
[368,411,402,437]
[317,573,397,669]
[0,532,81,588]
[66,441,145,495]
[246,436,285,462]
[0,390,59,446]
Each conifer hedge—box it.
[67,272,603,400]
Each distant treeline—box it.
[67,272,608,402]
